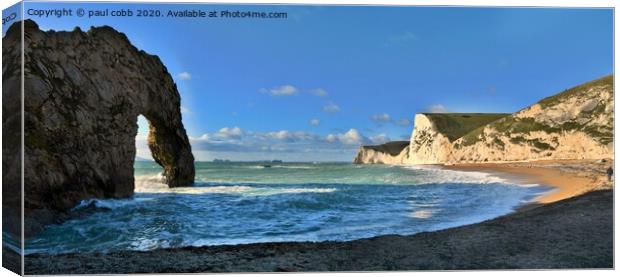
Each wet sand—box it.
[446,159,613,204]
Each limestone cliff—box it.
[407,113,508,164]
[354,75,614,165]
[353,141,410,164]
[2,20,195,235]
[449,75,613,163]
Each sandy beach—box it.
[447,159,614,204]
[22,159,614,273]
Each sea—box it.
[23,161,551,254]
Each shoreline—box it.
[24,189,613,273]
[444,159,613,205]
[20,159,614,273]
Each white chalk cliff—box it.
[353,141,410,164]
[355,75,614,165]
[406,114,455,164]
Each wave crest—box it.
[134,177,337,196]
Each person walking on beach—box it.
[606,167,613,181]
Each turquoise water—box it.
[24,162,551,254]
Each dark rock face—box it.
[2,19,24,271]
[2,20,195,235]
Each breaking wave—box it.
[25,162,552,255]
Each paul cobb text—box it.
[25,8,287,19]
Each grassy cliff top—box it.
[361,141,410,156]
[421,113,510,142]
[538,75,613,108]
[459,74,614,147]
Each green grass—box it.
[583,126,613,145]
[422,113,509,142]
[362,141,409,156]
[493,117,561,135]
[509,136,527,144]
[531,139,555,151]
[492,137,505,149]
[538,75,613,108]
[448,75,613,148]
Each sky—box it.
[3,2,614,161]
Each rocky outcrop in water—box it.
[2,20,195,235]
[355,75,614,165]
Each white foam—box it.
[129,238,170,251]
[169,186,337,196]
[245,187,337,196]
[170,185,254,194]
[133,175,337,196]
[517,183,541,188]
[410,209,434,219]
[272,165,313,169]
[244,165,313,169]
[72,198,137,210]
[402,165,512,185]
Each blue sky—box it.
[5,2,614,161]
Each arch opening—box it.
[134,112,196,188]
[135,115,156,162]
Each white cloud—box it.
[268,130,292,141]
[371,114,411,127]
[180,106,191,115]
[261,85,298,96]
[188,128,326,156]
[371,113,391,122]
[266,131,317,142]
[136,115,150,137]
[326,129,369,145]
[339,129,366,145]
[192,134,210,141]
[326,134,337,143]
[310,88,328,97]
[323,102,341,113]
[294,132,318,141]
[135,133,149,141]
[309,119,320,126]
[215,126,244,139]
[186,127,393,161]
[195,128,321,144]
[428,104,448,113]
[177,72,191,81]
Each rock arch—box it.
[143,111,195,188]
[2,20,195,235]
